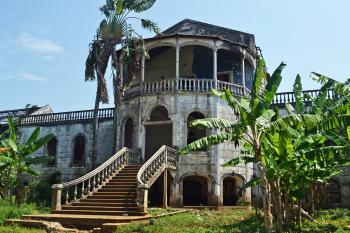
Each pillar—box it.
[176,46,180,79]
[141,54,145,90]
[213,48,217,88]
[52,184,63,210]
[120,61,124,88]
[241,49,246,90]
[163,169,168,208]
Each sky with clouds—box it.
[1,0,350,112]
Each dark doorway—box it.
[183,176,208,206]
[124,118,133,148]
[223,177,240,205]
[148,171,172,207]
[145,124,172,160]
[145,106,172,161]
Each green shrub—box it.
[27,172,61,207]
[0,200,49,225]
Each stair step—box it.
[52,210,143,216]
[99,188,135,192]
[102,184,136,188]
[72,202,137,207]
[62,206,138,211]
[93,192,136,196]
[82,198,136,203]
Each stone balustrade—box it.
[272,89,337,106]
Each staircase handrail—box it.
[137,145,177,188]
[51,147,140,210]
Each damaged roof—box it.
[161,19,256,51]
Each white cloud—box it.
[18,32,65,55]
[18,72,47,81]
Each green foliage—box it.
[0,118,53,203]
[0,225,46,233]
[0,200,49,225]
[27,172,61,207]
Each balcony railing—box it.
[272,89,337,106]
[123,78,249,100]
[20,108,114,125]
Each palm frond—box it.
[179,132,242,155]
[141,19,160,34]
[189,118,235,129]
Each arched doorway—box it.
[327,179,341,205]
[145,106,172,161]
[124,118,133,148]
[223,175,244,206]
[183,176,208,206]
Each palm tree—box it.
[85,0,159,167]
[0,118,53,204]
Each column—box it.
[141,55,145,92]
[241,49,246,91]
[52,184,63,210]
[213,48,217,88]
[163,169,168,208]
[176,46,180,79]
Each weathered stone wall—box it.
[18,120,114,182]
[116,92,254,207]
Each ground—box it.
[1,208,349,233]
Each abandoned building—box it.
[2,19,349,217]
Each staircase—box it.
[53,165,143,216]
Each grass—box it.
[114,209,350,233]
[0,225,46,233]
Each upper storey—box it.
[123,19,258,100]
[161,19,256,53]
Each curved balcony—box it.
[123,78,250,100]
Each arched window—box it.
[187,112,206,145]
[124,118,133,148]
[150,106,170,121]
[73,135,85,167]
[47,137,57,167]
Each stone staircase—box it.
[53,165,143,216]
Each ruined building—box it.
[3,20,348,217]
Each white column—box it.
[176,46,180,79]
[213,48,217,88]
[241,49,246,89]
[141,55,145,83]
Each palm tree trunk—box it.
[92,79,102,168]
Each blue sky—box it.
[1,0,349,112]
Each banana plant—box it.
[0,118,53,204]
[180,58,286,233]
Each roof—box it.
[0,105,53,123]
[160,19,256,51]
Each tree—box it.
[180,58,285,232]
[0,118,53,204]
[85,0,159,168]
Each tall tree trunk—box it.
[257,164,273,233]
[92,80,102,168]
